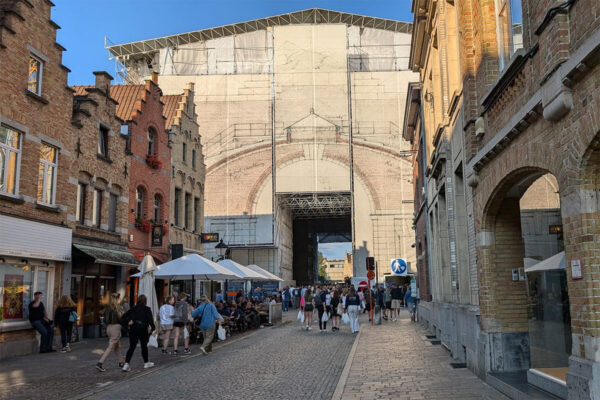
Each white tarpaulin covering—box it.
[137,255,159,319]
[245,264,283,282]
[217,259,270,281]
[154,254,241,280]
[524,251,566,273]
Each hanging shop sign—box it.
[152,225,163,247]
[201,233,219,243]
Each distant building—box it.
[323,253,353,282]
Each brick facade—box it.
[0,0,74,358]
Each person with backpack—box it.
[159,296,175,355]
[172,292,192,355]
[54,295,76,353]
[96,294,125,372]
[383,285,392,321]
[345,286,362,333]
[191,295,224,355]
[121,294,156,371]
[281,287,289,312]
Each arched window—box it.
[136,187,145,220]
[153,194,161,223]
[147,128,156,155]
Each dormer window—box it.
[28,55,43,95]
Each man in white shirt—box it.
[158,296,175,354]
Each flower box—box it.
[135,218,151,232]
[145,154,162,169]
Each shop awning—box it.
[73,244,140,268]
[524,251,566,273]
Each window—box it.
[496,0,523,70]
[76,183,86,224]
[0,261,33,324]
[153,194,161,223]
[0,125,21,195]
[108,193,118,232]
[28,55,43,95]
[174,189,181,227]
[182,142,187,162]
[37,144,57,204]
[147,128,156,155]
[192,149,196,169]
[194,197,200,232]
[184,192,191,229]
[98,126,109,158]
[136,187,144,220]
[92,189,102,227]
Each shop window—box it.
[0,261,33,324]
[182,142,187,162]
[92,188,102,227]
[174,188,181,227]
[153,194,161,223]
[496,0,524,70]
[76,183,87,224]
[147,128,156,156]
[108,193,118,232]
[136,187,145,220]
[98,125,109,158]
[37,143,57,205]
[28,55,43,95]
[0,125,21,195]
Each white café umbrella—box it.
[153,254,242,280]
[217,259,271,281]
[137,254,159,319]
[245,264,284,282]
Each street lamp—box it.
[215,239,228,261]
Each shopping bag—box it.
[321,311,329,322]
[217,325,226,341]
[297,310,303,322]
[342,313,350,325]
[337,304,343,315]
[183,327,189,339]
[148,334,158,348]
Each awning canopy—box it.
[73,244,140,268]
[524,251,566,273]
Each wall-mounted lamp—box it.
[424,91,434,103]
[21,259,29,264]
[0,258,5,263]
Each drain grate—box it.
[429,340,441,345]
[426,335,436,339]
[450,362,467,369]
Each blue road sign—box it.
[391,258,408,276]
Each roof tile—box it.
[161,94,181,129]
[109,84,145,122]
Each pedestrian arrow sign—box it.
[391,258,408,276]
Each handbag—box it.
[342,313,350,325]
[321,311,329,322]
[217,325,226,341]
[68,310,78,323]
[297,310,304,323]
[148,334,158,348]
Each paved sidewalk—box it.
[335,312,508,400]
[0,328,259,400]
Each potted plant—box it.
[145,154,162,169]
[135,218,151,232]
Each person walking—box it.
[122,295,156,371]
[29,291,54,353]
[345,286,362,333]
[192,295,224,355]
[54,295,76,353]
[172,292,192,355]
[159,296,175,354]
[383,285,392,321]
[303,288,314,330]
[282,287,290,312]
[330,290,341,331]
[96,294,125,372]
[404,286,415,320]
[390,283,403,321]
[314,288,327,333]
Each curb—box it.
[68,329,261,400]
[331,328,361,400]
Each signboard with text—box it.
[201,233,219,243]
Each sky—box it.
[53,0,414,85]
[318,242,352,260]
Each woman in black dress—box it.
[54,295,76,352]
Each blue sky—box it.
[319,242,352,260]
[53,0,414,85]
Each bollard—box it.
[374,305,382,325]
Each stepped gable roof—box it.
[107,8,412,59]
[109,84,145,122]
[0,0,21,28]
[161,94,181,129]
[71,85,92,96]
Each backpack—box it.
[314,294,323,307]
[173,301,188,323]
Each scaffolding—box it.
[277,192,352,219]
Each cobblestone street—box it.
[336,312,508,400]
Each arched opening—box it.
[481,168,571,392]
